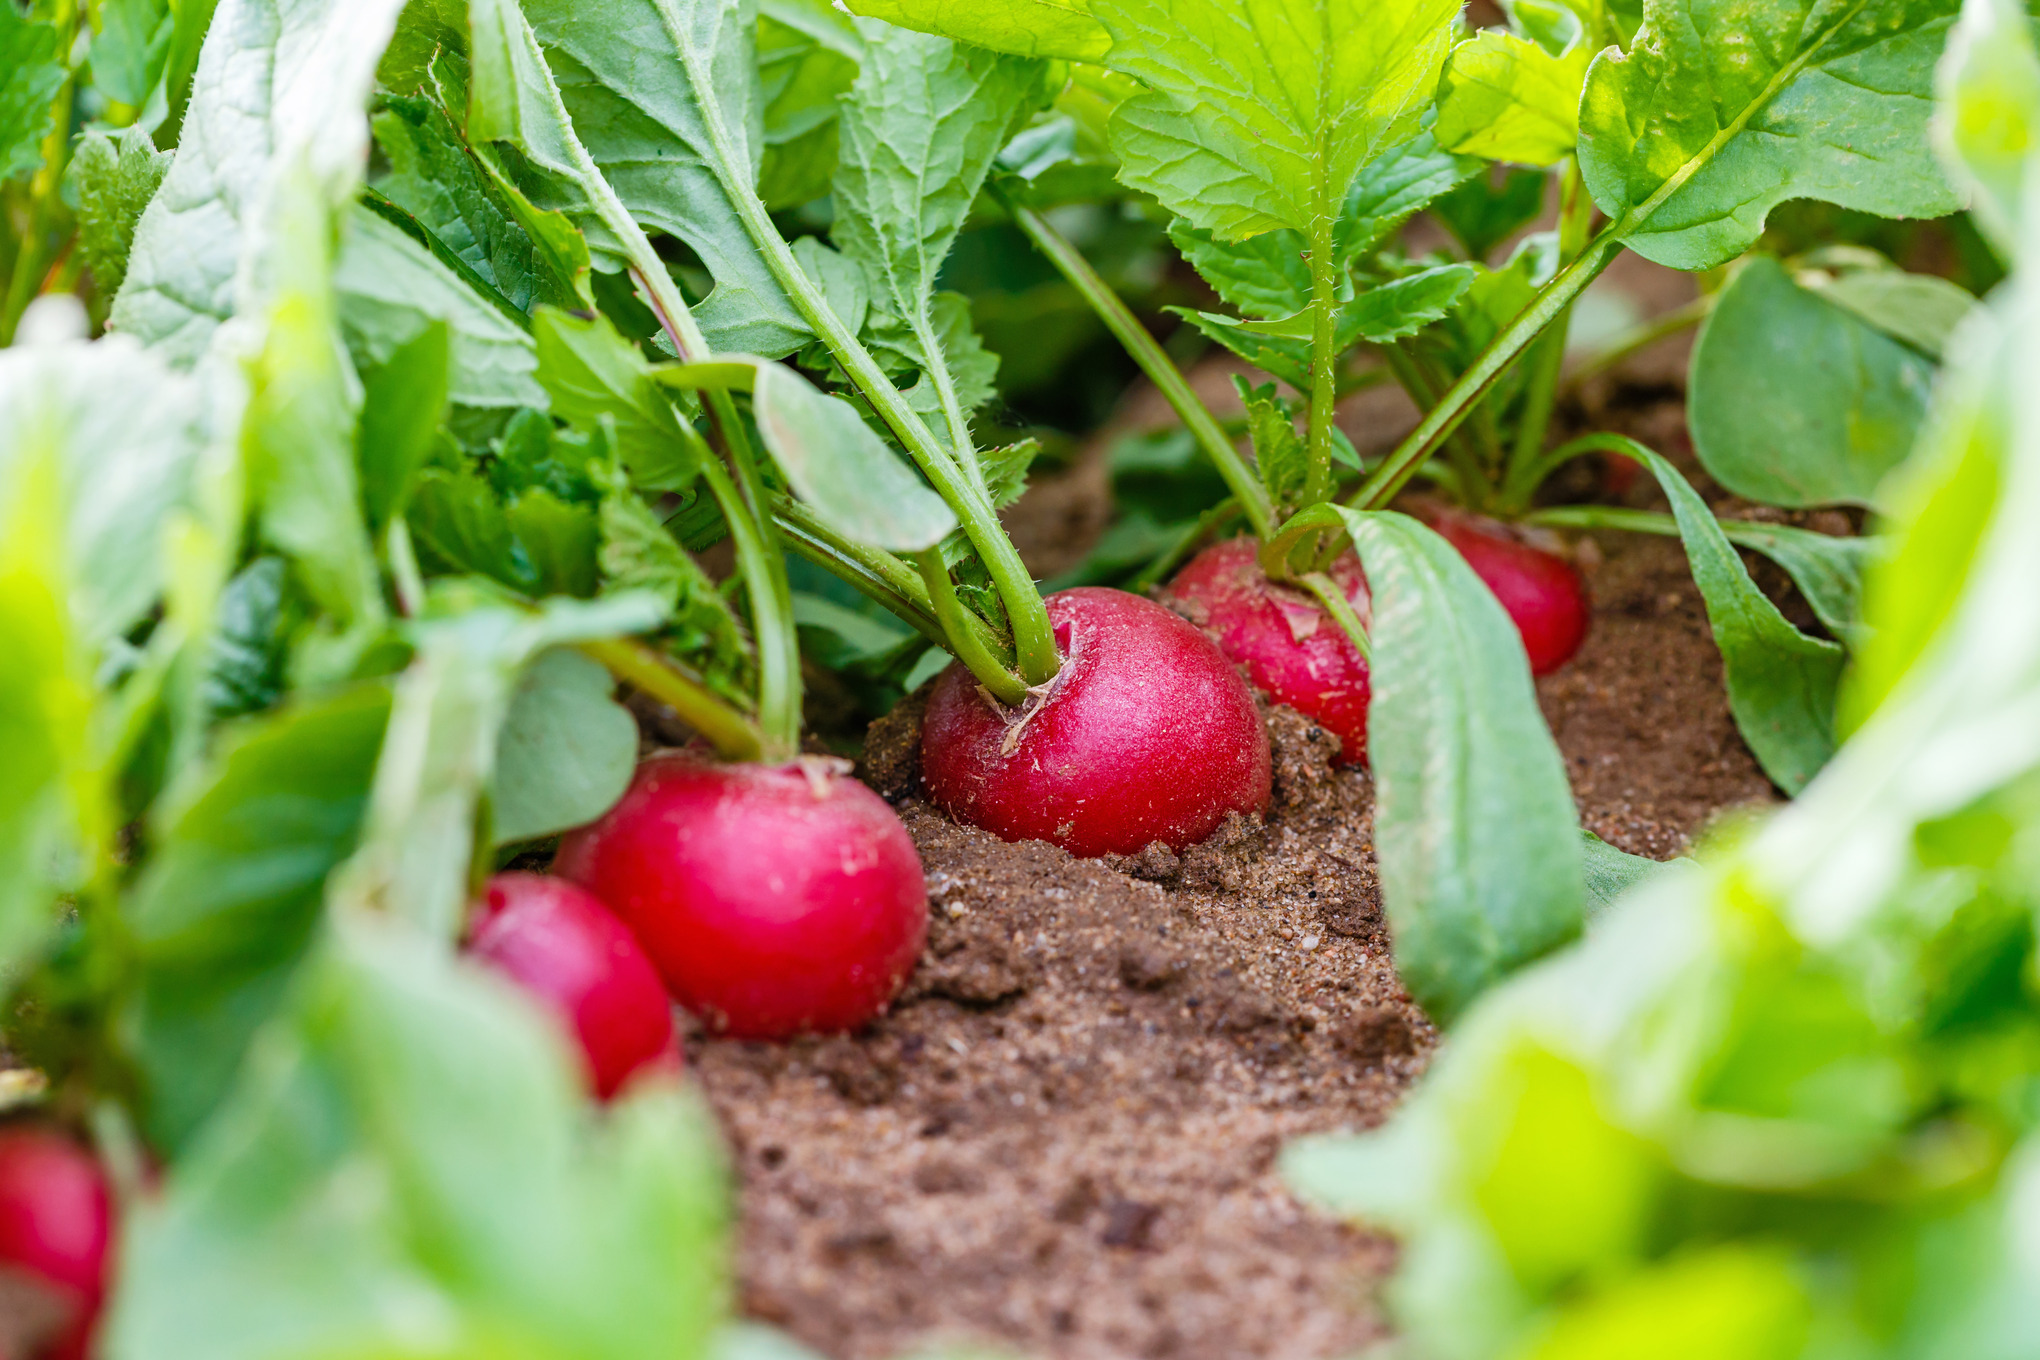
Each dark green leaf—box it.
[1634,447,1846,794]
[1719,523,1880,643]
[1168,308,1312,389]
[1432,165,1547,262]
[488,647,638,843]
[358,321,453,534]
[1167,220,1313,321]
[1334,125,1480,262]
[1336,262,1479,343]
[1335,506,1584,1023]
[758,0,863,208]
[1691,256,1937,509]
[200,558,301,724]
[70,127,171,299]
[123,683,392,1153]
[1579,0,1961,271]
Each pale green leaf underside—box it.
[842,0,1111,61]
[111,0,410,366]
[1581,0,1962,271]
[488,648,638,843]
[753,364,958,551]
[1337,507,1584,1024]
[1096,0,1461,241]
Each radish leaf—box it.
[1436,29,1589,167]
[533,308,700,492]
[1691,255,1938,509]
[0,7,64,184]
[758,0,863,209]
[71,128,171,300]
[1580,0,1961,271]
[1338,506,1584,1024]
[840,0,1112,62]
[489,647,638,844]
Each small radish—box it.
[466,873,679,1098]
[0,1128,112,1360]
[1163,537,1372,764]
[919,587,1271,858]
[555,756,928,1040]
[1424,508,1591,676]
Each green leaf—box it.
[488,647,638,843]
[1169,308,1312,389]
[92,0,175,109]
[0,7,64,184]
[337,204,547,411]
[1094,0,1460,242]
[1579,830,1684,921]
[757,0,863,209]
[70,127,172,299]
[1236,376,1308,507]
[330,587,666,937]
[411,466,602,599]
[1690,255,1937,509]
[1334,124,1481,261]
[897,292,1003,436]
[495,0,810,356]
[200,558,301,723]
[106,912,727,1360]
[1167,220,1314,320]
[372,93,587,314]
[839,0,1112,62]
[1336,262,1480,343]
[594,463,755,705]
[379,0,469,96]
[1633,447,1846,794]
[1933,0,2040,258]
[0,330,205,647]
[1579,0,1962,271]
[111,0,413,365]
[358,322,454,535]
[534,308,700,492]
[831,19,1042,447]
[1432,164,1548,262]
[1436,29,1590,166]
[122,683,392,1154]
[978,438,1040,510]
[1718,522,1881,643]
[1334,506,1584,1024]
[1808,262,1978,361]
[753,362,959,552]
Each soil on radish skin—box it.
[693,529,1778,1360]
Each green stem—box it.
[916,549,1030,706]
[1298,571,1371,665]
[909,304,985,497]
[581,637,765,763]
[661,42,1058,688]
[998,190,1274,538]
[772,496,955,647]
[1349,229,1624,511]
[1503,159,1596,504]
[1303,215,1341,508]
[1499,431,1638,512]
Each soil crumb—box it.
[697,517,1779,1360]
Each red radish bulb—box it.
[0,1128,112,1360]
[920,587,1271,858]
[466,873,678,1098]
[556,757,928,1040]
[1424,508,1591,675]
[1163,537,1372,764]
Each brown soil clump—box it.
[694,528,1779,1360]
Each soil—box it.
[693,335,1790,1357]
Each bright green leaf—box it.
[1579,0,1962,271]
[1436,29,1590,166]
[0,7,63,185]
[533,308,700,492]
[1690,255,1937,509]
[1095,0,1460,242]
[840,0,1112,62]
[1335,506,1585,1023]
[358,322,454,536]
[70,127,171,300]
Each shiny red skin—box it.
[555,757,928,1040]
[1164,538,1373,764]
[1426,509,1591,676]
[466,873,678,1098]
[920,588,1272,858]
[0,1129,112,1360]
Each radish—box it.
[919,587,1272,857]
[1163,538,1373,764]
[466,873,679,1098]
[1425,508,1591,676]
[555,756,928,1040]
[0,1128,111,1360]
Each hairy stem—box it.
[1303,214,1342,508]
[998,190,1275,538]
